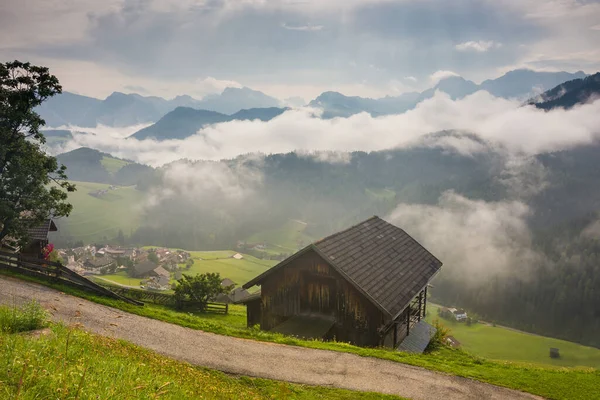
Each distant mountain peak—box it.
[529,71,600,110]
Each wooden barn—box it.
[21,219,58,258]
[240,216,442,348]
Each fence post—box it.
[225,303,229,314]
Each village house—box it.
[132,260,172,281]
[146,275,171,290]
[448,308,468,322]
[19,219,58,258]
[132,260,159,278]
[103,247,126,258]
[239,216,442,349]
[83,256,116,272]
[215,278,252,303]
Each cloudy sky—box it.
[2,0,599,100]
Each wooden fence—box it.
[95,281,229,314]
[0,250,143,306]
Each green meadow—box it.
[51,181,144,243]
[97,249,276,289]
[426,303,600,368]
[245,219,314,253]
[100,155,130,174]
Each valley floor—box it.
[426,304,600,368]
[0,276,539,400]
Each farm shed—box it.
[241,216,442,348]
[20,219,58,258]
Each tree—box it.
[173,273,230,311]
[185,258,194,269]
[147,251,159,264]
[0,61,75,247]
[116,229,125,246]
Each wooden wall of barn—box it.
[260,249,386,347]
[245,298,261,328]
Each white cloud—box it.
[53,91,600,167]
[455,40,501,52]
[404,76,417,82]
[387,191,543,283]
[429,70,460,85]
[591,24,600,31]
[281,23,323,31]
[146,159,263,209]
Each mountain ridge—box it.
[129,106,288,140]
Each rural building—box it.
[151,266,170,279]
[448,308,468,321]
[240,216,442,348]
[83,256,116,271]
[132,260,159,278]
[20,219,58,258]
[216,287,252,304]
[221,278,235,288]
[104,248,126,257]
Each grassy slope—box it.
[94,249,274,289]
[140,249,276,287]
[0,324,402,400]
[100,155,130,174]
[185,251,276,286]
[92,271,142,287]
[426,304,600,368]
[246,219,314,253]
[52,181,143,242]
[2,271,598,400]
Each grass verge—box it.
[0,301,48,334]
[0,323,402,399]
[1,270,599,400]
[425,303,600,368]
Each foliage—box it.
[437,307,454,321]
[425,319,451,353]
[116,229,125,246]
[0,325,403,400]
[147,250,159,264]
[173,273,231,310]
[0,301,48,333]
[185,258,194,268]
[0,61,75,247]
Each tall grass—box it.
[0,324,403,400]
[0,301,48,333]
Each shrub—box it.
[173,273,230,311]
[0,301,49,333]
[425,319,451,353]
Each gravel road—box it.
[0,276,541,400]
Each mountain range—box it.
[37,87,282,128]
[309,69,587,118]
[38,69,587,129]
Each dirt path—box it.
[0,276,540,400]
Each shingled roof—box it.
[243,216,442,319]
[27,219,58,240]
